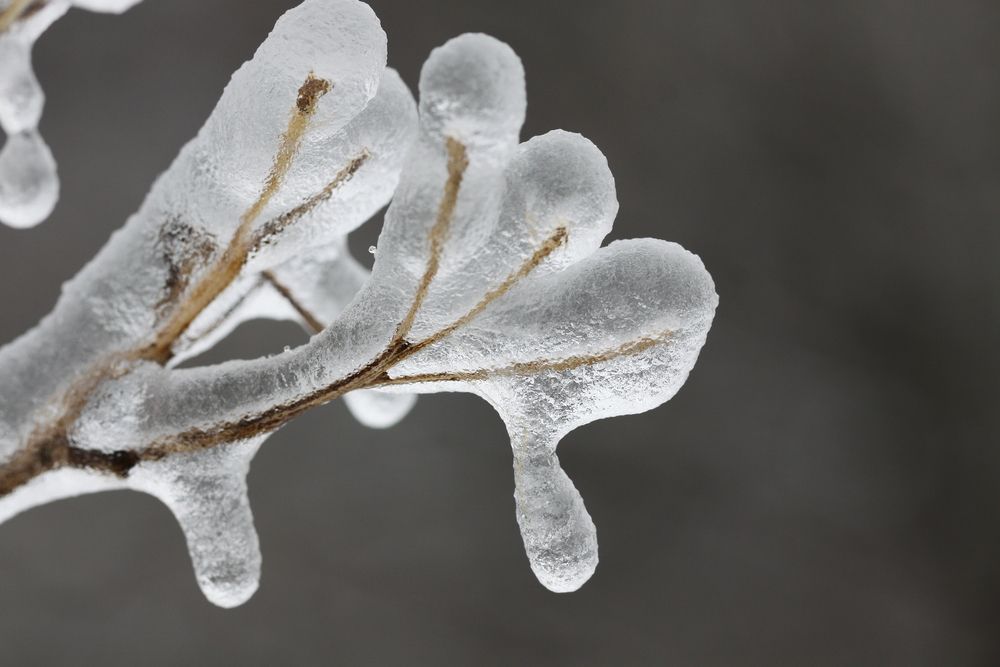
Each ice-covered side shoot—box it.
[0,0,718,606]
[0,0,145,228]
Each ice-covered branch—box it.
[0,0,717,607]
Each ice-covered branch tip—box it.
[0,0,145,228]
[0,0,716,607]
[394,136,468,343]
[143,72,338,365]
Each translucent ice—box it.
[0,0,418,605]
[171,67,420,429]
[0,129,56,228]
[335,35,718,590]
[0,0,144,228]
[128,437,265,608]
[0,2,717,605]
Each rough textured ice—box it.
[0,0,419,605]
[339,34,718,591]
[171,68,420,429]
[512,452,597,592]
[0,1,717,605]
[0,0,143,228]
[128,438,265,608]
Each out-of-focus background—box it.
[1,0,999,664]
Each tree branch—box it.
[144,73,335,364]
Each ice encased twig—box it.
[0,0,144,228]
[0,0,417,605]
[171,68,419,429]
[342,35,718,591]
[76,30,716,597]
[0,3,717,605]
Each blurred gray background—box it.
[1,0,999,664]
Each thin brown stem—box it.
[0,360,135,495]
[405,225,567,357]
[120,329,673,464]
[139,338,412,461]
[122,216,637,464]
[393,137,468,343]
[0,329,673,493]
[373,330,673,387]
[0,131,672,504]
[251,150,369,255]
[261,271,324,334]
[171,275,266,357]
[143,73,333,364]
[0,73,341,494]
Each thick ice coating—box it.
[128,438,265,608]
[76,32,717,595]
[0,0,418,606]
[0,3,717,605]
[342,35,717,591]
[170,67,420,428]
[0,0,144,228]
[512,451,598,592]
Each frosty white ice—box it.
[0,0,143,228]
[0,0,717,606]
